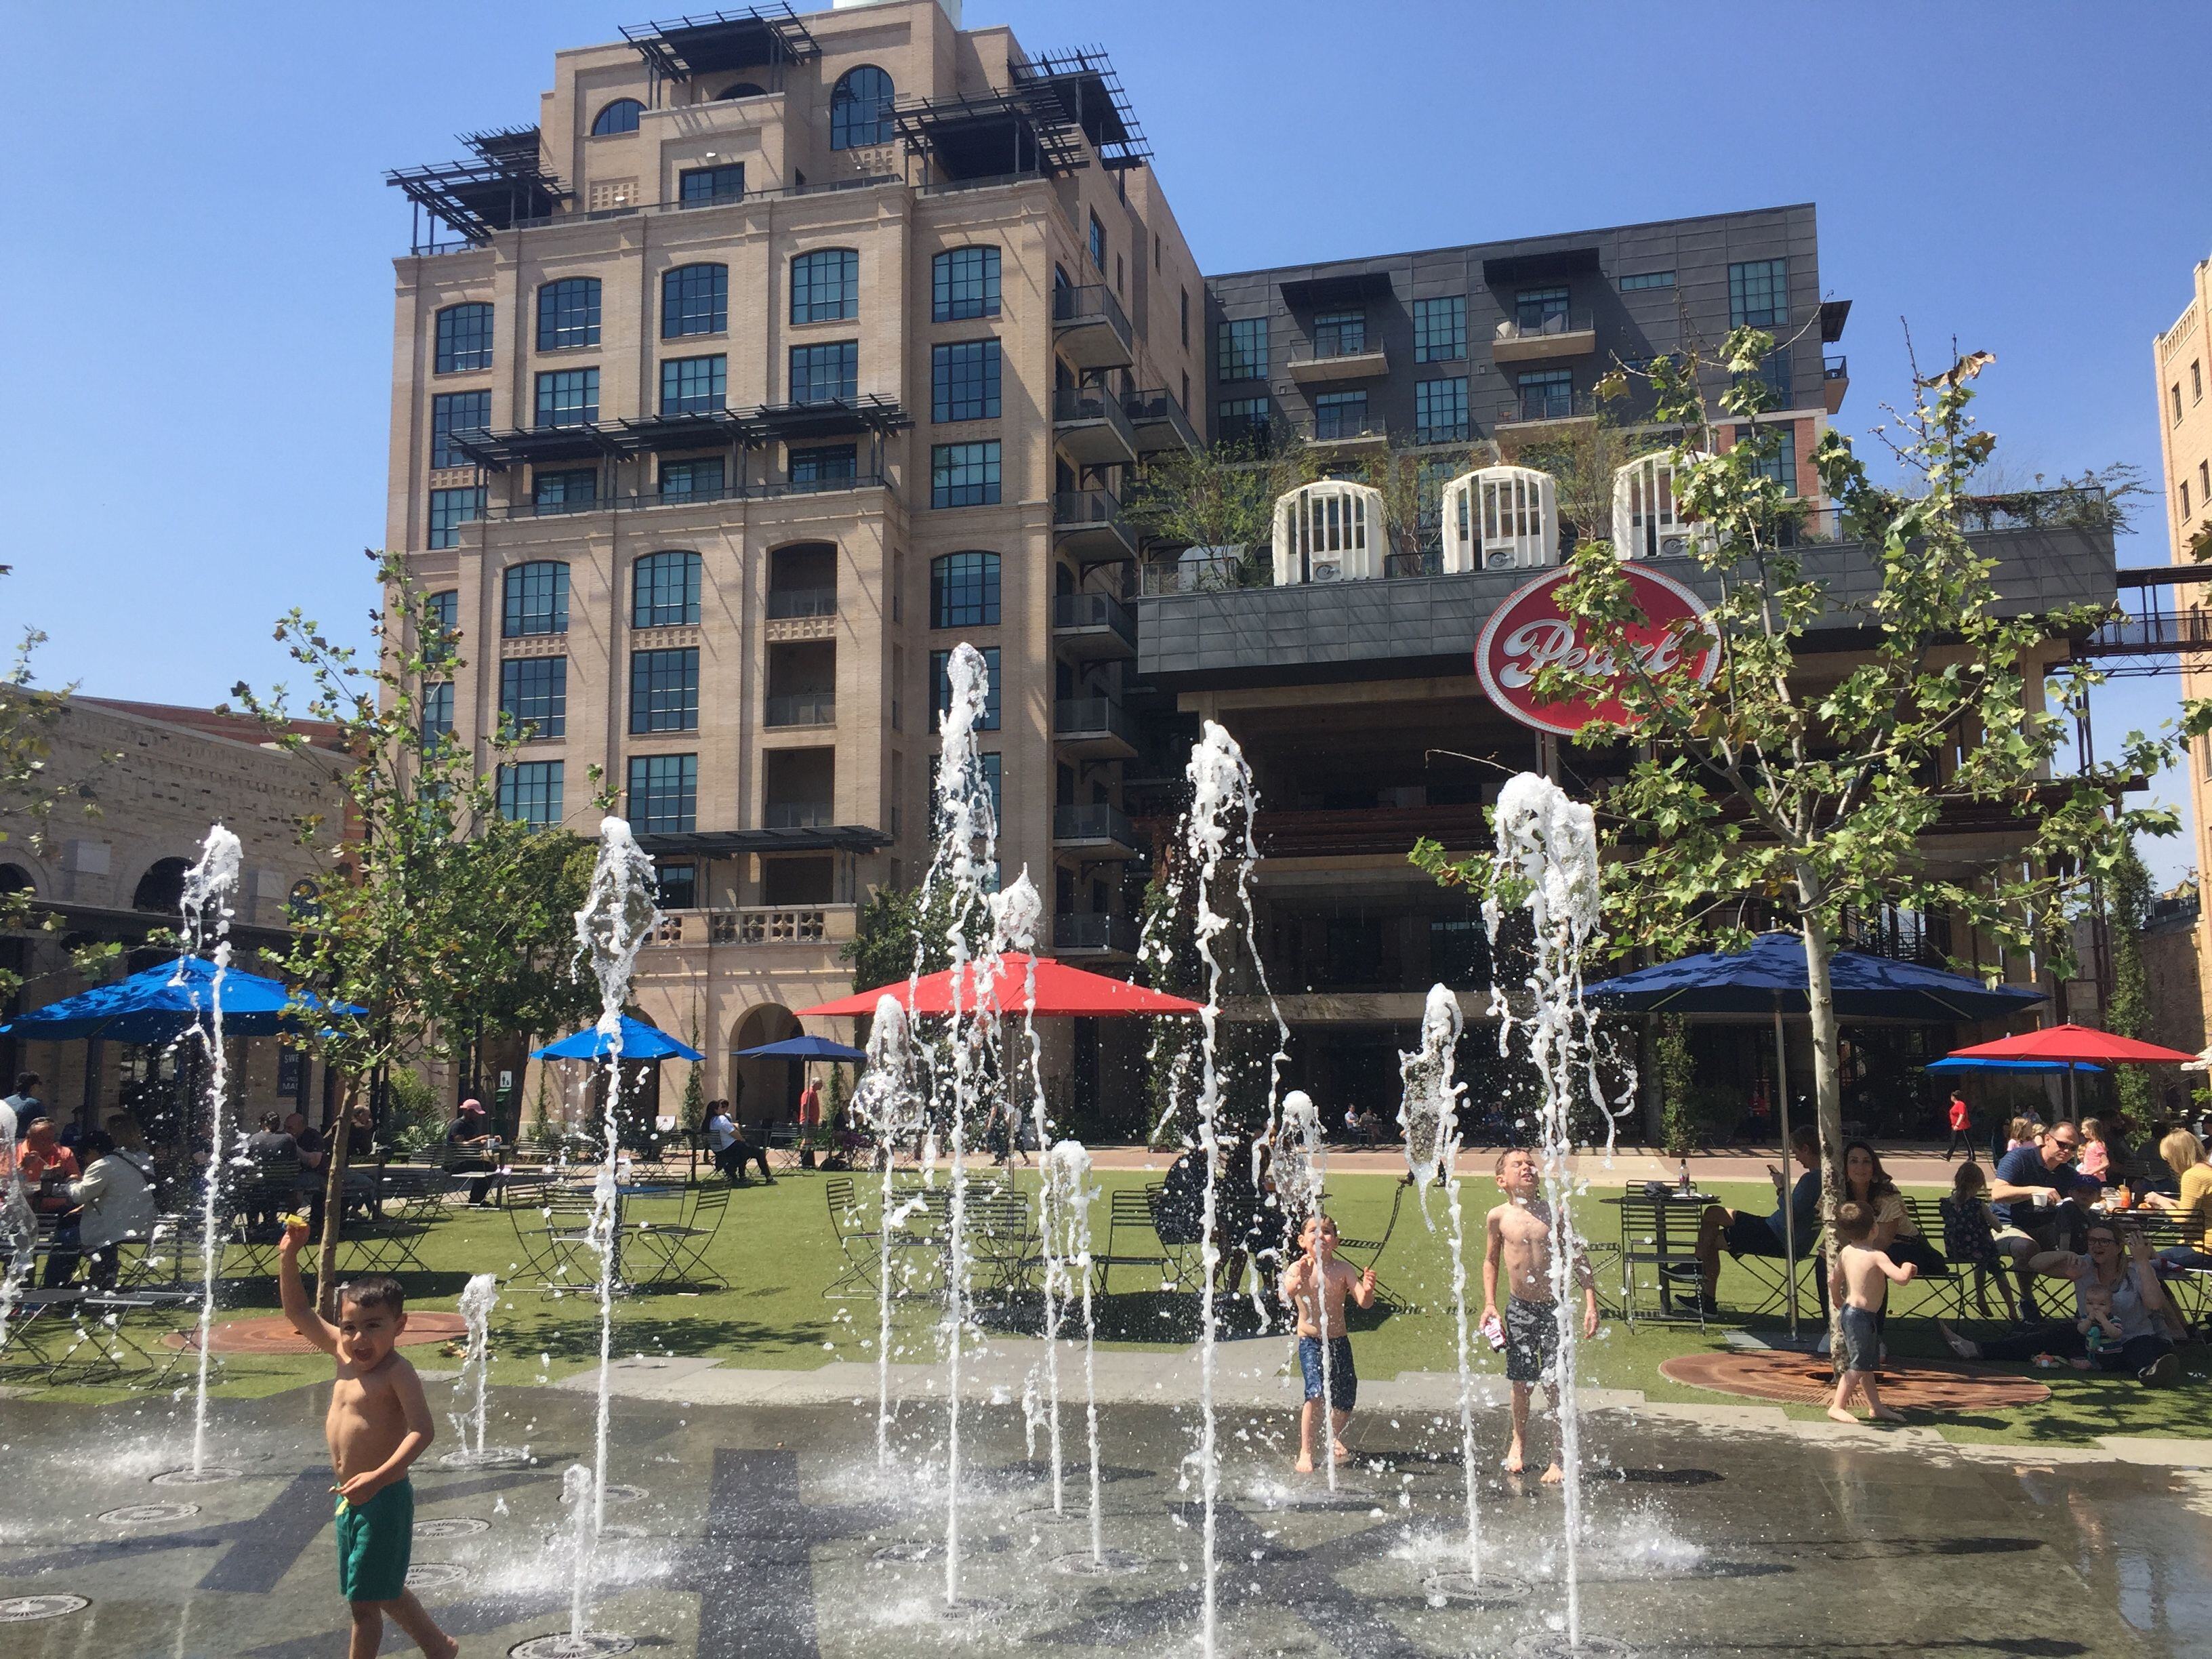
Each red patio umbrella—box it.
[1946,1024,2198,1122]
[796,953,1201,1019]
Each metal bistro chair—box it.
[963,1191,1040,1302]
[823,1175,880,1300]
[2133,1212,2212,1335]
[627,1185,730,1290]
[1613,1191,1707,1329]
[0,1289,188,1388]
[509,1188,604,1291]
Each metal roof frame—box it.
[894,89,1088,182]
[621,5,819,81]
[748,395,910,441]
[1010,45,1152,170]
[386,131,568,244]
[447,424,625,472]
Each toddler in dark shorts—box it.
[1280,1212,1376,1473]
[1827,1200,1917,1425]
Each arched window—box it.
[716,82,766,100]
[790,248,858,324]
[591,98,644,136]
[933,247,1000,322]
[0,863,33,897]
[930,552,1000,629]
[830,65,894,148]
[536,277,601,351]
[434,303,493,373]
[502,560,571,638]
[132,857,190,915]
[662,263,729,339]
[634,551,702,628]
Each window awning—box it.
[1277,270,1395,309]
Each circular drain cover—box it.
[935,1597,1009,1627]
[0,1596,89,1622]
[406,1563,470,1592]
[1052,1549,1146,1576]
[1423,1571,1532,1607]
[151,1467,240,1487]
[436,1446,531,1471]
[508,1634,636,1658]
[870,1540,939,1562]
[414,1517,491,1540]
[598,1484,646,1505]
[1511,1636,1633,1658]
[100,1504,202,1525]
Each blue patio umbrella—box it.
[1924,1057,2104,1074]
[532,1015,703,1063]
[733,1034,866,1062]
[1583,933,2045,1340]
[0,955,362,1044]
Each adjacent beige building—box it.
[388,0,1200,1122]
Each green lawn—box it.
[13,1166,2207,1448]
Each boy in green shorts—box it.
[279,1220,457,1658]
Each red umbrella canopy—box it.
[796,953,1201,1019]
[1946,1024,2198,1065]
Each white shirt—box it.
[0,1098,16,1184]
[705,1113,737,1153]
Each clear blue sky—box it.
[6,1,2205,882]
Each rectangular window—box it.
[1217,396,1269,443]
[1728,258,1788,328]
[655,863,698,909]
[1216,316,1267,382]
[1412,295,1465,363]
[532,468,597,513]
[790,341,858,403]
[537,279,600,351]
[430,390,489,468]
[534,368,598,428]
[659,354,726,415]
[434,304,493,373]
[1180,286,1190,348]
[933,246,1001,322]
[790,444,857,487]
[630,647,700,734]
[502,562,569,637]
[662,264,729,338]
[497,761,562,830]
[1414,377,1469,443]
[2175,384,2186,424]
[791,248,859,324]
[1313,390,1368,441]
[2186,482,2194,518]
[1619,270,1676,291]
[931,339,1002,422]
[425,590,459,657]
[428,486,484,549]
[931,441,1000,508]
[932,647,1001,731]
[678,163,743,206]
[1739,424,1799,494]
[627,753,697,834]
[659,456,724,501]
[1312,310,1366,357]
[2200,459,2209,498]
[930,552,1000,628]
[1088,212,1105,270]
[1515,287,1570,331]
[1515,369,1574,422]
[419,682,453,747]
[2196,361,2205,403]
[500,656,567,739]
[1758,350,1793,408]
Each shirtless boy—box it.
[1826,1200,1916,1424]
[1481,1147,1599,1483]
[278,1220,457,1659]
[1279,1212,1376,1473]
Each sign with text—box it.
[1473,564,1719,736]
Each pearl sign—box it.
[1473,563,1719,736]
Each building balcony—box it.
[766,587,837,620]
[1298,412,1389,453]
[1125,388,1199,453]
[1052,385,1139,468]
[1051,591,1138,661]
[1824,354,1850,415]
[1052,489,1139,565]
[764,692,836,729]
[1052,696,1139,759]
[1287,342,1390,384]
[1052,911,1140,960]
[1052,283,1133,371]
[1496,389,1597,430]
[1490,312,1597,364]
[647,904,859,950]
[764,800,833,830]
[1052,802,1145,861]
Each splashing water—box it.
[451,1274,500,1459]
[1483,773,1621,1650]
[1398,984,1478,1582]
[849,994,917,1469]
[1279,1089,1336,1491]
[572,818,659,1546]
[1045,1138,1104,1565]
[564,1462,597,1641]
[181,825,242,1477]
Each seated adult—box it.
[705,1100,770,1185]
[1988,1121,2101,1319]
[1942,1218,2184,1386]
[2143,1129,2212,1271]
[1155,1146,1208,1246]
[1342,1104,1378,1147]
[445,1099,499,1206]
[1695,1124,1820,1308]
[64,1123,157,1290]
[284,1110,329,1238]
[18,1117,83,1288]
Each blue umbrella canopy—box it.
[734,1034,865,1062]
[0,956,361,1044]
[1582,933,2046,1023]
[1925,1056,2104,1075]
[533,1015,702,1062]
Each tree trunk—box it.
[314,1076,360,1319]
[1798,909,1846,1355]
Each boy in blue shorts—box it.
[1280,1212,1376,1472]
[279,1220,456,1658]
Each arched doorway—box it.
[729,1004,801,1130]
[133,857,190,916]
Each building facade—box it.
[387,0,1202,1120]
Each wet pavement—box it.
[0,1381,2205,1658]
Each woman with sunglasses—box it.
[1940,1220,2185,1387]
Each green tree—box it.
[840,880,975,991]
[1123,428,1320,587]
[2104,837,2156,1120]
[1415,340,2198,1318]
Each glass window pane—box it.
[428,487,484,549]
[497,761,563,828]
[501,561,570,637]
[537,278,601,350]
[533,369,598,427]
[790,445,857,486]
[591,99,642,136]
[1312,310,1365,356]
[830,65,894,148]
[430,390,489,468]
[933,247,1000,322]
[1216,317,1267,382]
[1728,258,1787,328]
[659,354,726,415]
[434,304,493,373]
[678,164,743,205]
[931,339,1001,422]
[931,647,1001,731]
[1515,287,1570,329]
[930,441,1000,508]
[629,647,700,733]
[791,249,859,323]
[632,551,701,626]
[1412,296,1465,363]
[499,655,567,739]
[1414,377,1468,443]
[929,552,1000,628]
[532,468,597,512]
[419,682,453,747]
[626,753,697,834]
[658,457,724,501]
[661,264,729,339]
[790,342,858,403]
[1620,270,1675,291]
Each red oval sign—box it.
[1473,564,1718,736]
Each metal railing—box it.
[1495,310,1593,342]
[1501,388,1595,424]
[757,471,891,499]
[1052,487,1130,534]
[764,802,832,829]
[480,476,894,521]
[1413,422,1473,447]
[1300,335,1381,361]
[1140,552,1267,595]
[1052,283,1132,344]
[764,692,836,727]
[1124,388,1199,448]
[767,587,837,619]
[1052,912,1140,955]
[1824,355,1849,380]
[1052,591,1136,644]
[1052,386,1138,445]
[1053,697,1139,747]
[1054,802,1141,846]
[1305,408,1387,443]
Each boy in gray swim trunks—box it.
[1480,1147,1599,1481]
[1828,1200,1917,1425]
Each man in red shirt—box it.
[18,1117,83,1286]
[1944,1090,1974,1162]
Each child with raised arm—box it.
[1480,1147,1599,1483]
[1279,1212,1376,1473]
[1827,1200,1917,1425]
[278,1219,457,1659]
